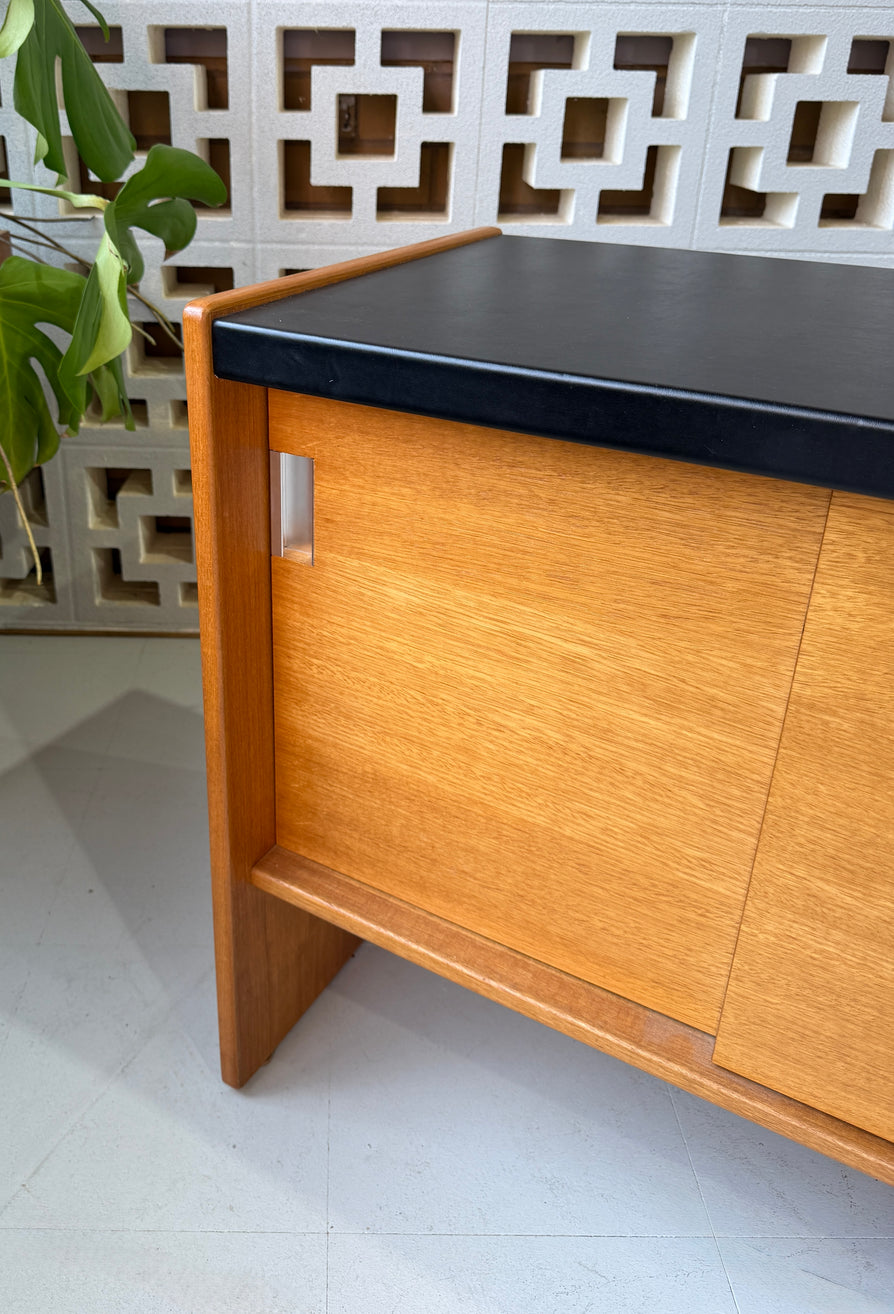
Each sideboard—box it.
[184,229,894,1185]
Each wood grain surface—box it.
[269,393,831,1032]
[253,844,894,1185]
[183,358,359,1088]
[185,226,500,324]
[714,492,894,1142]
[184,229,499,1086]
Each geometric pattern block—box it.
[58,0,251,247]
[0,4,250,630]
[695,11,894,253]
[250,2,487,247]
[62,444,197,629]
[252,242,382,287]
[1,1,893,631]
[474,6,724,245]
[0,461,74,618]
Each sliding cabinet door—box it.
[715,493,894,1142]
[269,392,829,1033]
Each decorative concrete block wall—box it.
[1,0,892,630]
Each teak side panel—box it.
[183,364,360,1087]
[182,368,348,1087]
[252,845,894,1187]
[184,231,498,1086]
[714,492,894,1142]
[269,393,831,1033]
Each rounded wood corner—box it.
[185,227,504,329]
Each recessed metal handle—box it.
[270,451,314,564]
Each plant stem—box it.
[8,212,184,349]
[8,232,66,261]
[0,444,42,587]
[4,213,89,268]
[126,285,183,349]
[5,213,97,223]
[9,241,51,265]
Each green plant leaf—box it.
[106,353,134,429]
[88,358,119,420]
[58,230,131,389]
[0,256,88,485]
[76,0,108,40]
[0,0,34,58]
[89,355,132,428]
[13,0,134,181]
[0,176,108,209]
[104,144,227,283]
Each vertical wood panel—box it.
[269,394,831,1032]
[714,492,894,1142]
[183,230,499,1085]
[183,359,358,1088]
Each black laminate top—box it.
[212,235,894,498]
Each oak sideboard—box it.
[184,229,894,1185]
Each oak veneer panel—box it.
[269,393,831,1032]
[714,492,894,1142]
[252,844,894,1186]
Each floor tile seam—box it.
[667,1087,721,1236]
[0,1043,151,1221]
[325,1064,332,1314]
[10,739,106,825]
[13,663,147,766]
[328,1230,894,1240]
[0,732,104,749]
[3,1225,891,1240]
[305,1231,728,1239]
[0,962,36,1071]
[93,636,151,764]
[128,960,217,1033]
[668,1087,742,1312]
[33,923,212,1009]
[713,1234,894,1242]
[31,689,122,949]
[34,815,104,948]
[0,986,207,1221]
[0,1225,331,1235]
[18,937,214,957]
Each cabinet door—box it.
[714,493,894,1142]
[269,392,829,1033]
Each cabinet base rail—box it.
[251,844,893,1187]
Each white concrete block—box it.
[2,1,892,629]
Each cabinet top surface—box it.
[212,236,894,497]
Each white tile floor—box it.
[0,635,892,1314]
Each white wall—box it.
[1,1,892,629]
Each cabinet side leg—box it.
[185,330,358,1089]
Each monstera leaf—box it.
[0,0,226,575]
[13,0,134,180]
[0,0,34,58]
[58,231,130,388]
[0,257,89,485]
[54,146,226,389]
[103,144,228,282]
[0,146,226,471]
[90,354,131,424]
